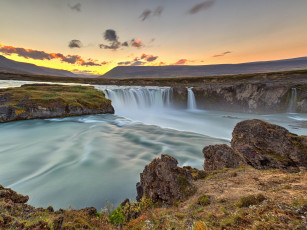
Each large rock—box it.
[138,154,196,205]
[203,144,245,171]
[231,119,307,171]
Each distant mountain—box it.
[102,57,307,79]
[0,55,93,78]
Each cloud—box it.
[68,40,82,48]
[212,51,232,58]
[140,53,158,62]
[0,44,103,66]
[188,0,216,14]
[131,61,146,66]
[117,53,159,66]
[118,61,132,65]
[69,3,81,12]
[139,9,151,21]
[139,6,163,21]
[172,59,188,65]
[99,29,146,50]
[104,29,118,42]
[131,39,144,48]
[121,41,129,47]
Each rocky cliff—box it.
[172,83,307,113]
[0,84,114,123]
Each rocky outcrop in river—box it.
[0,84,114,123]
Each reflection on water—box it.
[0,80,306,210]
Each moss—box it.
[236,194,266,208]
[197,194,211,206]
[177,175,197,199]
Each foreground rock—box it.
[231,119,307,171]
[137,154,196,205]
[203,144,245,171]
[0,84,114,123]
[202,119,307,172]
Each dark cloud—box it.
[139,6,163,21]
[140,53,158,62]
[172,59,188,65]
[99,41,121,50]
[131,39,144,48]
[188,0,216,14]
[104,29,118,42]
[131,61,146,66]
[68,40,82,48]
[213,51,232,58]
[100,29,129,50]
[118,61,132,65]
[0,44,103,66]
[69,3,81,12]
[139,9,151,21]
[121,41,129,47]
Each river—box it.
[0,80,306,210]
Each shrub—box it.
[197,194,211,206]
[236,194,266,208]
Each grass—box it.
[0,84,112,120]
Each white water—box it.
[288,88,297,113]
[0,80,306,210]
[187,88,197,110]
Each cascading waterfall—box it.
[99,86,173,111]
[288,88,297,113]
[187,88,197,110]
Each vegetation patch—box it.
[236,194,266,208]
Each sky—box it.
[0,0,307,75]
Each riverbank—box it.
[1,69,307,114]
[0,84,114,123]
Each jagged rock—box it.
[0,186,29,203]
[203,144,245,171]
[138,154,196,205]
[231,119,307,171]
[136,182,143,202]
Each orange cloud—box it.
[172,59,188,65]
[0,44,103,66]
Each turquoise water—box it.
[0,80,306,210]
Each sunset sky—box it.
[1,0,307,75]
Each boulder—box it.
[138,154,196,205]
[231,119,307,171]
[203,144,245,171]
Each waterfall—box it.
[97,86,173,111]
[187,88,197,110]
[288,88,297,113]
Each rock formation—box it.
[172,83,307,113]
[0,84,114,123]
[231,119,307,171]
[202,119,307,172]
[137,154,196,205]
[203,144,245,171]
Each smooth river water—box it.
[0,80,306,210]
